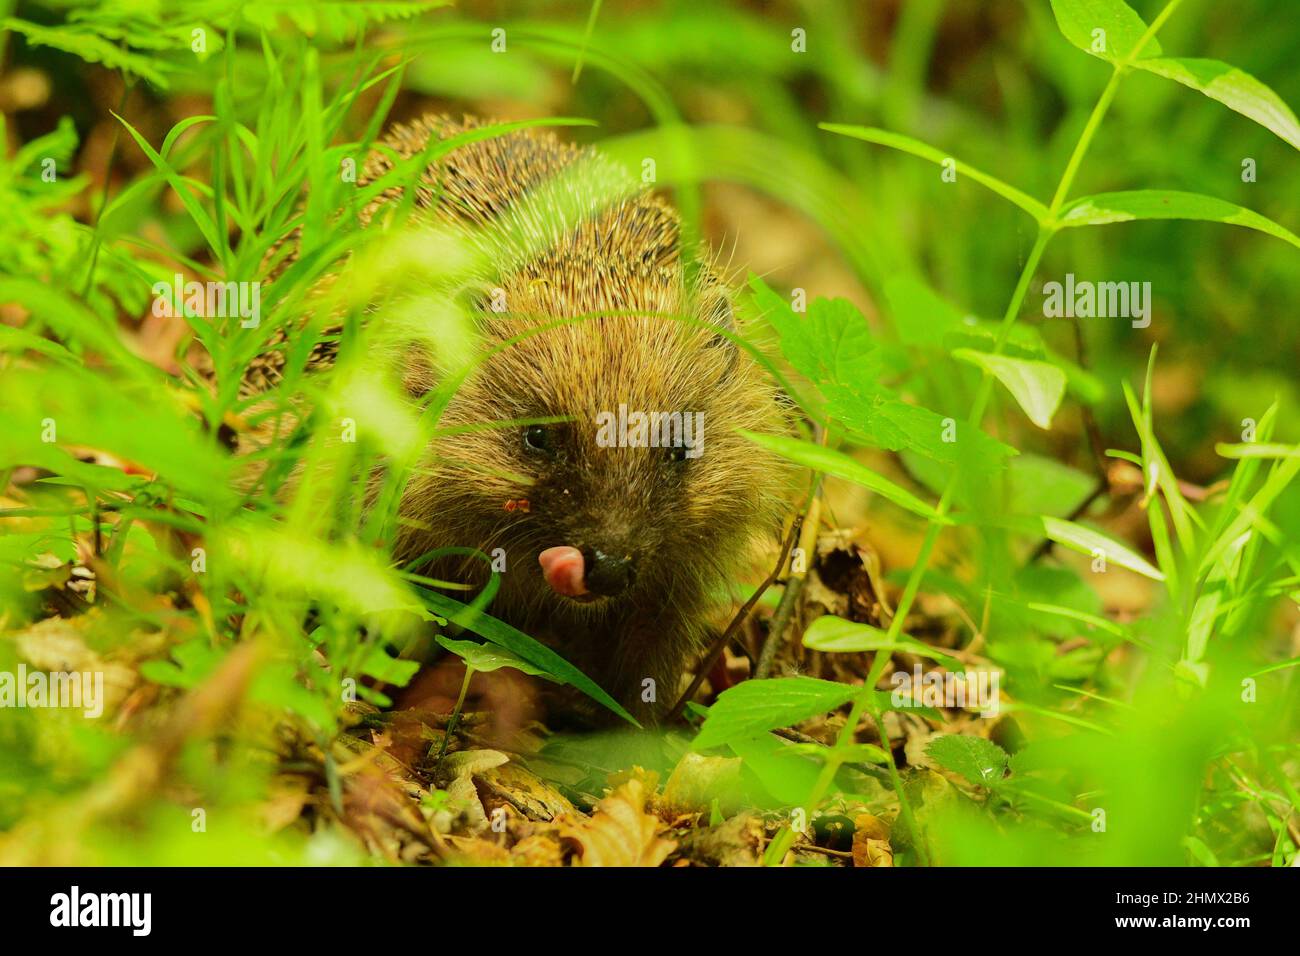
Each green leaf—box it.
[802,616,962,670]
[1122,368,1199,554]
[1041,516,1166,581]
[2,18,172,86]
[925,734,1010,788]
[1024,602,1130,640]
[884,275,970,350]
[940,320,1105,406]
[1215,442,1300,460]
[219,527,428,619]
[252,661,336,730]
[1198,455,1300,577]
[750,281,881,389]
[952,349,1067,429]
[692,677,859,751]
[787,742,891,765]
[435,635,557,680]
[1048,0,1160,64]
[748,277,1017,474]
[726,734,824,806]
[819,124,1049,222]
[1008,454,1098,519]
[114,111,225,258]
[874,399,1020,475]
[739,431,947,522]
[360,647,421,687]
[1056,191,1300,250]
[1133,58,1300,151]
[416,587,637,726]
[241,0,450,41]
[138,639,225,689]
[1252,656,1300,677]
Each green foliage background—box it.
[0,0,1297,866]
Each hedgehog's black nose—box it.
[582,548,636,597]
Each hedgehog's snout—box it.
[538,542,638,601]
[581,546,637,597]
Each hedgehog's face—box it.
[426,304,782,613]
[493,313,741,610]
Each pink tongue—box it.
[539,546,588,597]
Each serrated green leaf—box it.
[692,677,859,751]
[2,18,173,86]
[925,734,1010,788]
[749,276,1016,473]
[1134,57,1300,151]
[1056,191,1300,250]
[953,348,1067,429]
[750,279,881,387]
[865,400,1018,474]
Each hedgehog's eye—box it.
[666,444,689,464]
[523,424,557,455]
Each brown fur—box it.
[268,116,793,725]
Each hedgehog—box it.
[252,115,794,726]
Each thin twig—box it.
[755,483,823,678]
[667,493,808,723]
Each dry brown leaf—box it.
[261,776,312,833]
[852,812,893,867]
[444,835,510,865]
[674,812,764,867]
[13,615,138,716]
[559,778,677,867]
[510,833,565,867]
[479,761,576,822]
[437,748,509,785]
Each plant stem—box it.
[1049,0,1185,216]
[755,478,823,679]
[764,0,1189,860]
[434,663,474,775]
[1048,69,1123,215]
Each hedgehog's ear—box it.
[455,280,513,331]
[401,343,438,398]
[400,284,489,398]
[703,294,740,375]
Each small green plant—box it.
[689,0,1300,866]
